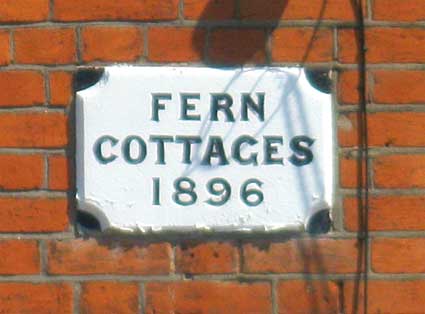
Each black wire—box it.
[350,1,369,313]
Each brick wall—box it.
[0,0,424,313]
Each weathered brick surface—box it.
[47,239,172,275]
[243,239,358,273]
[239,0,361,21]
[339,112,425,147]
[373,0,425,21]
[272,28,333,62]
[0,31,10,65]
[338,70,372,104]
[49,71,73,106]
[278,281,340,314]
[175,241,239,274]
[209,29,266,64]
[0,240,39,274]
[372,238,425,273]
[82,26,144,62]
[81,282,139,314]
[0,155,43,190]
[0,113,67,148]
[339,28,425,63]
[374,155,425,188]
[344,196,425,231]
[0,197,69,232]
[184,0,236,20]
[0,71,44,107]
[53,0,179,21]
[148,27,205,62]
[48,155,70,191]
[0,0,49,22]
[339,156,366,189]
[14,28,76,64]
[145,281,271,314]
[344,281,425,314]
[0,283,73,314]
[373,70,425,104]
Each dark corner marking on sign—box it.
[76,210,102,234]
[305,68,332,94]
[74,67,105,92]
[306,209,331,235]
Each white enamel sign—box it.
[76,66,333,233]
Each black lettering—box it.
[241,93,265,121]
[289,135,315,166]
[150,135,174,165]
[151,93,171,121]
[201,136,229,165]
[175,136,202,164]
[93,135,118,164]
[122,136,147,164]
[232,135,258,165]
[180,93,201,121]
[263,136,284,165]
[210,93,235,122]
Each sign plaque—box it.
[76,66,333,233]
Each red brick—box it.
[184,0,236,20]
[54,0,178,21]
[49,71,73,106]
[0,112,68,148]
[338,112,425,147]
[0,283,73,314]
[374,155,425,188]
[0,71,44,107]
[340,157,357,188]
[338,71,372,105]
[0,0,49,22]
[344,196,425,231]
[344,280,425,314]
[0,197,69,232]
[240,0,360,21]
[338,113,359,147]
[47,239,172,275]
[371,112,425,146]
[82,26,143,62]
[0,155,43,190]
[243,239,358,273]
[336,28,362,63]
[0,240,39,274]
[176,242,239,274]
[372,238,425,273]
[15,28,76,64]
[0,31,10,65]
[338,71,359,104]
[339,28,425,63]
[145,281,271,314]
[209,29,266,64]
[373,70,425,104]
[148,27,205,62]
[81,282,139,314]
[278,281,339,314]
[272,28,333,62]
[48,155,69,191]
[373,0,425,21]
[340,156,366,189]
